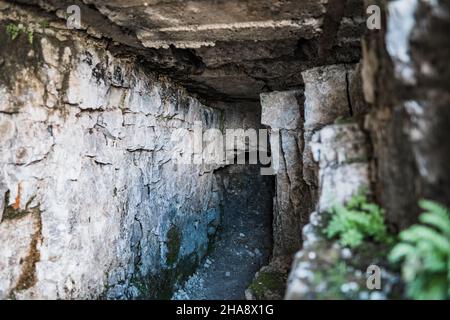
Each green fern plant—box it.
[389,200,450,300]
[326,193,393,248]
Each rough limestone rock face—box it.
[285,210,400,300]
[3,0,365,101]
[302,65,353,133]
[363,0,450,229]
[301,64,362,215]
[251,70,365,298]
[253,65,367,298]
[4,0,448,302]
[260,90,311,257]
[285,123,387,300]
[0,13,251,299]
[311,123,371,212]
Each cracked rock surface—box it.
[6,0,365,102]
[0,10,262,298]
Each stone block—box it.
[260,90,303,130]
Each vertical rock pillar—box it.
[260,90,311,257]
[301,64,364,203]
[260,65,364,257]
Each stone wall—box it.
[285,0,450,300]
[285,122,373,300]
[362,0,450,229]
[311,123,371,213]
[0,10,251,299]
[247,63,368,300]
[259,64,366,258]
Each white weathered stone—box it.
[311,123,370,212]
[285,122,372,300]
[260,90,311,257]
[0,30,245,300]
[260,90,303,130]
[302,65,351,132]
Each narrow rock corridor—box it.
[173,164,274,300]
[1,0,449,302]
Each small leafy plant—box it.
[326,193,393,248]
[5,23,34,44]
[389,200,450,300]
[6,23,21,41]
